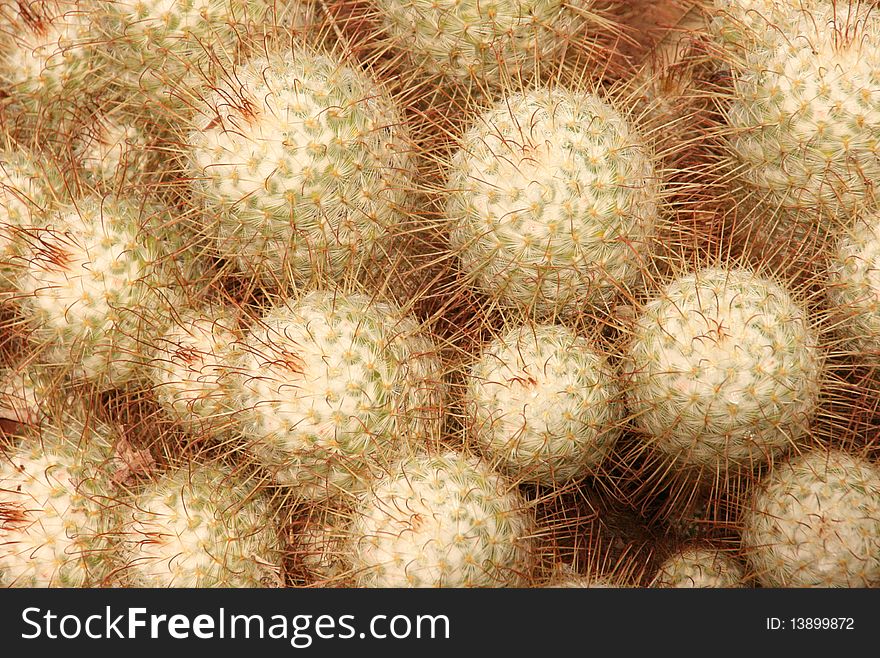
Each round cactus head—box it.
[231,289,446,501]
[184,46,416,291]
[119,461,284,587]
[446,85,659,320]
[9,195,185,388]
[650,544,747,588]
[463,321,623,486]
[741,446,880,587]
[716,1,880,241]
[623,266,825,473]
[0,414,125,587]
[346,450,536,587]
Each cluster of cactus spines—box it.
[118,461,284,587]
[345,450,536,587]
[290,502,351,585]
[708,0,821,50]
[741,446,880,587]
[185,47,416,290]
[446,85,659,320]
[0,414,124,587]
[145,304,244,437]
[650,544,747,588]
[463,322,623,486]
[232,289,445,501]
[0,146,64,288]
[7,195,186,388]
[713,1,880,238]
[364,0,591,90]
[623,266,825,473]
[0,0,101,134]
[0,361,73,426]
[826,213,880,363]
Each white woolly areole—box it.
[447,87,658,318]
[122,464,283,587]
[1,149,53,285]
[187,50,414,286]
[373,0,570,86]
[722,2,880,223]
[742,448,880,587]
[624,267,823,469]
[827,214,880,361]
[348,451,535,587]
[0,421,121,587]
[465,322,622,485]
[13,197,175,386]
[651,546,746,588]
[147,306,242,433]
[234,290,445,500]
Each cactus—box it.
[8,195,185,388]
[446,86,659,319]
[741,446,880,587]
[715,1,880,233]
[0,1,100,133]
[650,545,747,588]
[146,303,243,437]
[463,322,623,486]
[826,212,880,363]
[0,415,125,587]
[119,461,284,587]
[232,289,445,501]
[367,0,586,89]
[345,450,536,587]
[623,266,824,472]
[185,47,416,289]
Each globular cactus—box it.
[345,450,536,587]
[650,545,747,588]
[232,289,445,502]
[623,266,825,473]
[7,195,186,388]
[713,1,880,236]
[446,86,659,320]
[741,446,880,587]
[463,322,623,486]
[118,461,284,587]
[145,303,244,437]
[185,47,416,289]
[0,1,100,134]
[826,213,880,364]
[0,414,125,587]
[364,0,595,90]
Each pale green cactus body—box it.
[651,546,746,588]
[372,0,573,87]
[718,2,880,227]
[447,87,658,318]
[624,267,824,470]
[120,462,284,587]
[186,49,415,288]
[233,290,445,501]
[347,450,535,587]
[11,196,181,387]
[464,322,622,486]
[742,448,880,587]
[146,305,243,435]
[0,416,124,587]
[827,214,880,362]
